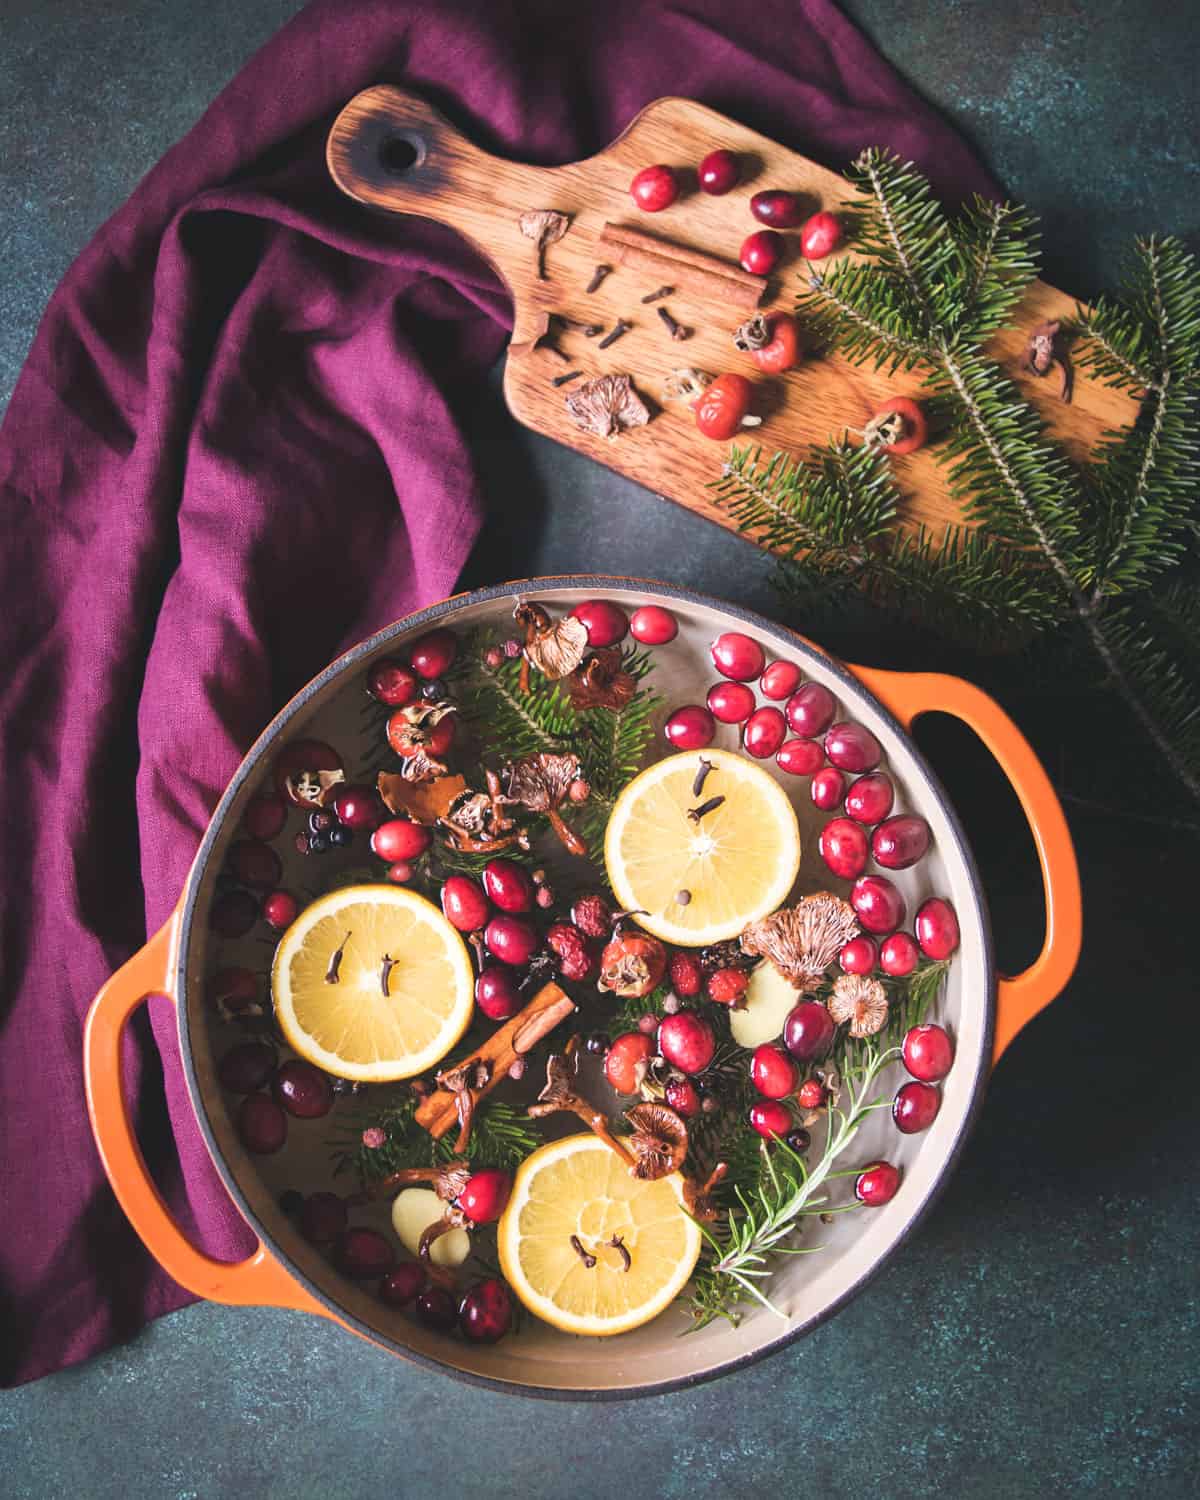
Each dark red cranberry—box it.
[819,817,869,879]
[872,815,931,870]
[570,893,612,938]
[336,1227,396,1279]
[698,148,740,195]
[665,1078,701,1117]
[893,1081,941,1134]
[740,229,784,276]
[209,889,259,938]
[218,1041,276,1094]
[631,163,680,212]
[797,1079,826,1110]
[750,189,805,228]
[629,604,678,644]
[408,628,457,680]
[669,951,703,997]
[855,1160,900,1206]
[800,211,842,260]
[706,680,756,724]
[236,1093,287,1154]
[379,1261,426,1307]
[785,1128,811,1154]
[605,1032,655,1093]
[786,682,836,737]
[475,966,521,1021]
[484,914,539,967]
[207,966,259,1017]
[710,631,766,682]
[459,1168,512,1225]
[839,935,878,975]
[664,705,715,750]
[777,738,823,776]
[903,1024,955,1082]
[845,773,894,826]
[825,722,882,773]
[749,1100,792,1139]
[916,898,960,958]
[658,1011,717,1075]
[243,792,287,841]
[227,840,282,889]
[371,818,431,863]
[299,1191,348,1245]
[744,706,787,759]
[783,1001,836,1062]
[272,1059,334,1119]
[751,1043,799,1100]
[810,767,846,811]
[482,858,535,914]
[332,784,384,831]
[570,599,628,647]
[262,890,299,930]
[441,875,490,933]
[760,661,802,700]
[367,658,419,706]
[546,923,595,982]
[880,931,920,977]
[415,1285,459,1333]
[459,1277,513,1343]
[850,875,905,935]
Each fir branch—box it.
[800,262,929,373]
[951,197,1039,341]
[331,1094,540,1183]
[574,648,661,852]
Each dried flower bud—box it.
[361,1127,387,1149]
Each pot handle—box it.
[847,666,1081,1065]
[84,908,332,1318]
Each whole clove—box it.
[585,264,612,294]
[688,794,726,823]
[597,319,631,350]
[692,757,714,797]
[552,370,583,387]
[570,1234,597,1268]
[656,306,691,341]
[380,953,397,997]
[325,930,351,984]
[640,285,674,303]
[607,1234,632,1272]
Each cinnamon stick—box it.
[598,223,766,310]
[415,981,576,1139]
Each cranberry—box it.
[760,661,802,700]
[845,773,894,826]
[546,923,595,982]
[710,631,766,682]
[415,1285,459,1332]
[262,890,299,930]
[236,1093,287,1154]
[839,935,878,975]
[630,163,680,212]
[785,1127,811,1154]
[570,893,612,938]
[850,875,905,935]
[570,599,628,647]
[243,792,287,841]
[272,1059,334,1119]
[740,229,784,276]
[872,814,931,870]
[819,817,869,880]
[777,738,823,776]
[379,1262,426,1307]
[605,1031,655,1094]
[371,818,431,863]
[459,1277,513,1343]
[825,722,882,773]
[880,931,920,976]
[706,680,756,724]
[408,628,457,680]
[332,784,384,831]
[810,767,846,811]
[426,715,457,758]
[475,966,521,1021]
[336,1227,396,1280]
[299,1191,348,1245]
[698,148,740,195]
[797,1079,826,1110]
[368,658,419,706]
[664,705,715,750]
[707,968,750,1006]
[459,1168,512,1224]
[218,1042,276,1094]
[751,1043,799,1099]
[482,858,535,914]
[893,1080,941,1134]
[209,889,259,938]
[669,951,703,997]
[786,683,835,737]
[915,898,960,958]
[749,1100,792,1139]
[903,1024,955,1082]
[855,1160,900,1206]
[783,1001,836,1062]
[440,875,490,933]
[484,915,539,967]
[665,1077,701,1117]
[629,604,678,644]
[744,706,787,759]
[800,211,842,260]
[207,966,259,1017]
[750,189,805,228]
[386,861,414,884]
[658,1011,716,1075]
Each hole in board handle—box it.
[379,133,425,174]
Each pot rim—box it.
[176,574,995,1400]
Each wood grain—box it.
[328,87,1135,547]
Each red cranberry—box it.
[605,1031,655,1094]
[707,968,750,1006]
[272,1059,333,1119]
[459,1168,512,1225]
[800,211,842,260]
[415,1285,459,1332]
[367,658,419,706]
[777,738,823,777]
[839,935,878,975]
[893,1080,941,1134]
[408,628,457,680]
[262,890,299,930]
[482,858,535,914]
[299,1191,348,1245]
[751,1044,799,1099]
[664,705,715,750]
[749,1100,792,1139]
[916,898,960,958]
[744,706,787,759]
[484,914,539,967]
[459,1277,513,1343]
[210,889,259,938]
[379,1262,425,1307]
[783,1001,836,1062]
[665,1078,701,1117]
[207,966,259,1017]
[819,817,869,879]
[658,1011,716,1075]
[850,875,905,935]
[797,1079,826,1110]
[332,784,384,831]
[750,189,805,228]
[386,861,414,884]
[630,163,680,212]
[698,148,740,195]
[570,893,612,938]
[236,1093,287,1154]
[371,818,431,863]
[880,931,920,976]
[845,773,894,826]
[760,661,802,700]
[546,923,595,982]
[903,1024,955,1082]
[825,722,882,773]
[786,682,836,737]
[243,792,287,841]
[630,604,678,644]
[336,1227,396,1279]
[872,815,931,870]
[669,951,703,997]
[218,1042,276,1094]
[711,631,766,681]
[706,680,756,723]
[441,875,490,933]
[570,599,628,647]
[810,767,847,811]
[740,229,784,276]
[855,1160,900,1206]
[475,966,521,1021]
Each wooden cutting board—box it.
[327,87,1134,546]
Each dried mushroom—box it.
[1022,319,1073,403]
[528,1050,637,1168]
[623,1103,689,1181]
[739,893,861,990]
[518,209,570,280]
[567,647,636,712]
[514,599,589,687]
[564,374,651,439]
[827,973,889,1038]
[505,751,589,856]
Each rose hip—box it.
[440,875,490,933]
[916,898,960,958]
[698,148,740,195]
[783,1001,836,1062]
[475,966,521,1021]
[850,875,906,935]
[272,1059,334,1119]
[800,211,842,260]
[760,661,802,700]
[658,1011,716,1075]
[218,1042,276,1094]
[879,931,920,977]
[484,915,539,967]
[570,599,628,648]
[810,767,847,812]
[408,628,457,680]
[777,738,823,777]
[893,1081,941,1134]
[786,682,836,737]
[740,229,784,276]
[236,1093,287,1154]
[751,1044,799,1099]
[664,705,715,750]
[243,792,287,841]
[710,632,766,681]
[631,163,680,212]
[367,658,419,706]
[371,819,431,863]
[706,680,756,724]
[743,706,787,759]
[707,968,750,1006]
[839,935,878,975]
[749,1100,793,1139]
[819,817,869,880]
[825,722,882,773]
[629,605,678,644]
[903,1023,955,1082]
[845,773,894,826]
[855,1160,900,1206]
[872,815,931,870]
[605,1031,655,1094]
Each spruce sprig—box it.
[331,1094,541,1183]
